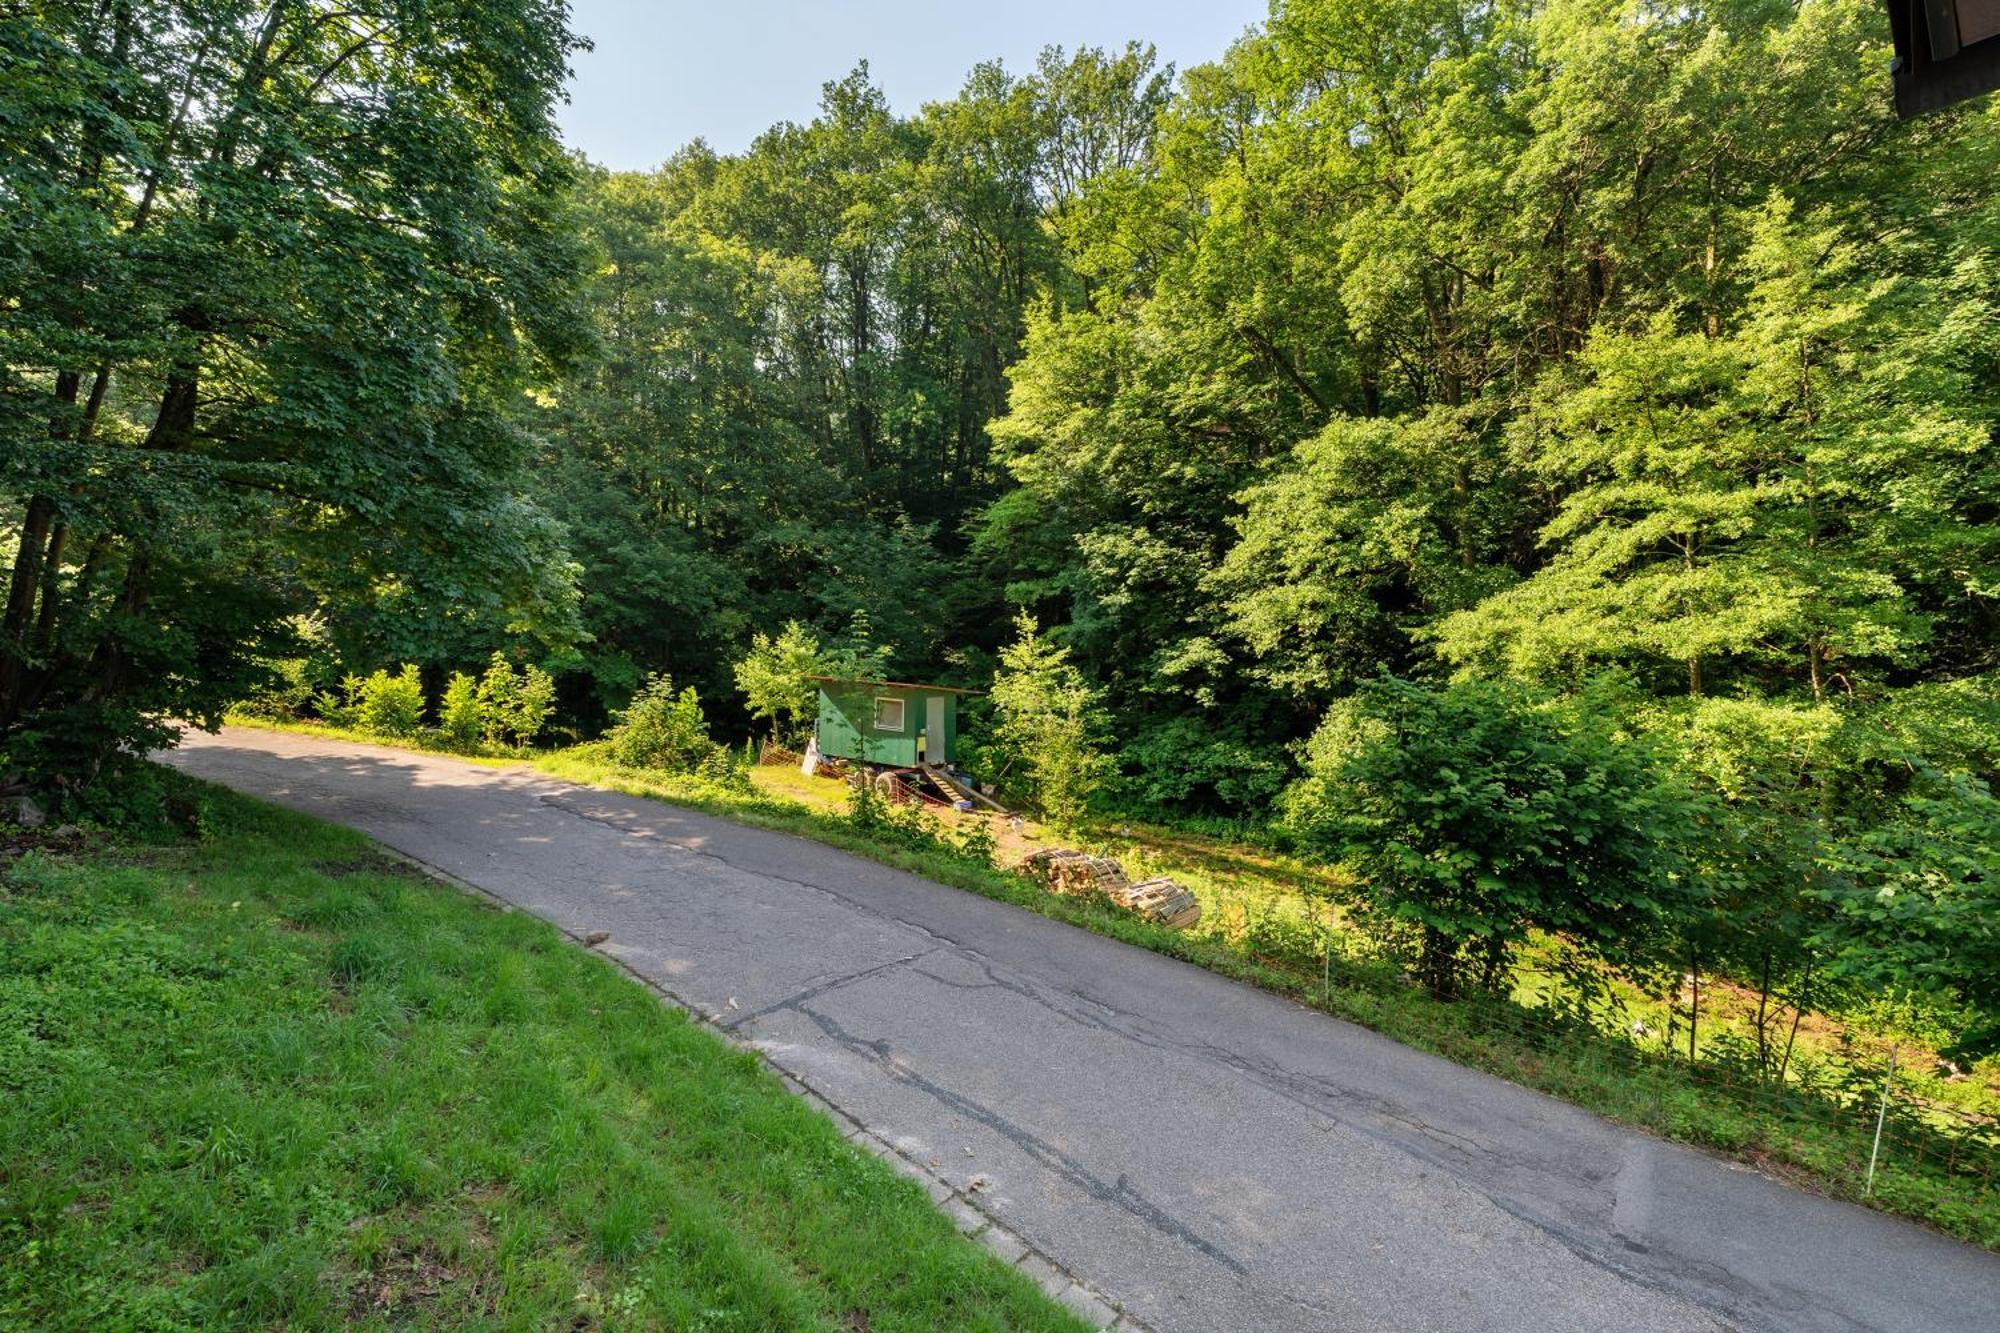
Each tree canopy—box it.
[8,0,2000,1051]
[2,0,588,774]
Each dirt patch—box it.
[0,822,89,872]
[345,1236,455,1322]
[311,854,406,879]
[344,1232,497,1325]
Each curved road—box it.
[163,727,2000,1333]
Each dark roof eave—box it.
[806,675,983,697]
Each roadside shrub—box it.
[437,672,486,750]
[476,654,555,748]
[988,612,1112,832]
[1114,716,1289,820]
[21,751,210,837]
[233,657,318,722]
[1815,774,2000,1062]
[845,776,995,868]
[733,620,830,745]
[232,618,341,723]
[323,666,425,738]
[316,680,354,729]
[951,817,998,866]
[1281,676,1699,997]
[605,674,734,780]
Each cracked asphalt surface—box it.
[163,727,2000,1333]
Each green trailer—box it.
[809,676,977,769]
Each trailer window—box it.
[873,697,905,731]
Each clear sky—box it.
[558,0,1268,170]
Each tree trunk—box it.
[33,522,70,650]
[1753,950,1773,1078]
[144,367,200,450]
[1687,949,1701,1064]
[1777,961,1812,1086]
[1420,925,1457,998]
[0,497,58,724]
[1478,933,1509,995]
[88,550,151,707]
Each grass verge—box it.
[0,780,1089,1332]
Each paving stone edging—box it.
[378,844,1152,1332]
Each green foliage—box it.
[2,0,590,786]
[1815,776,2000,1060]
[988,612,1113,831]
[526,54,1098,722]
[1219,410,1524,702]
[1627,679,2000,1061]
[363,667,426,739]
[822,608,895,683]
[230,658,319,723]
[1113,717,1289,820]
[844,774,998,868]
[1436,202,1993,699]
[734,621,832,743]
[476,655,556,748]
[231,618,343,725]
[2,753,214,839]
[321,667,425,739]
[725,610,898,754]
[436,672,486,751]
[605,675,736,781]
[1282,678,1699,996]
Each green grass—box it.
[0,785,1089,1332]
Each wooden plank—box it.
[921,762,1010,814]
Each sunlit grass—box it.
[0,784,1087,1331]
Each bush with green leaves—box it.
[233,618,342,724]
[232,658,320,722]
[1281,676,1700,997]
[734,620,830,745]
[988,612,1113,833]
[1629,678,2000,1066]
[321,666,425,738]
[476,654,556,748]
[436,672,486,750]
[1113,716,1290,820]
[844,775,996,868]
[605,674,734,780]
[1814,774,2000,1062]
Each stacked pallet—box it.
[1016,848,1201,929]
[1018,848,1125,896]
[1111,877,1202,929]
[1016,847,1072,883]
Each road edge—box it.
[369,839,1151,1332]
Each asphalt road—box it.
[162,727,2000,1333]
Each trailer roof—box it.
[806,675,983,696]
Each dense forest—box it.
[5,3,1999,1052]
